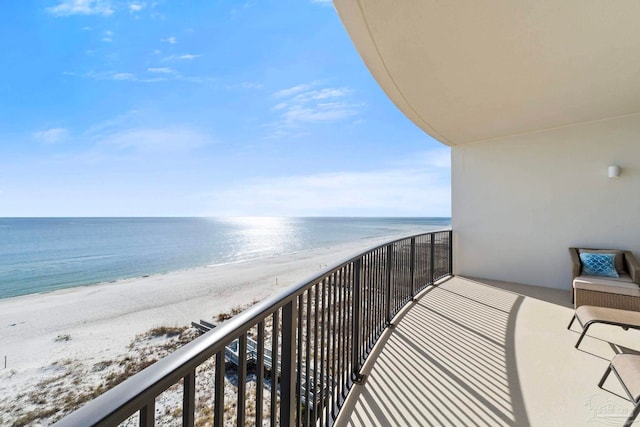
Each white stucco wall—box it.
[452,114,640,290]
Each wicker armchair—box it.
[570,248,640,311]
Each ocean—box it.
[0,217,450,300]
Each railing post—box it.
[386,244,393,324]
[410,237,416,298]
[256,322,265,427]
[352,259,364,383]
[237,333,247,426]
[448,230,453,275]
[430,233,435,285]
[280,300,298,427]
[183,369,196,427]
[214,350,225,427]
[139,401,155,427]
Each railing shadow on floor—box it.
[334,276,531,427]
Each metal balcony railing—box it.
[53,230,453,427]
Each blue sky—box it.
[0,0,450,217]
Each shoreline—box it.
[0,233,404,302]
[0,233,410,422]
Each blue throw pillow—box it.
[579,253,619,278]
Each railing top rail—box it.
[53,229,451,427]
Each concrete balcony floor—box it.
[335,276,640,427]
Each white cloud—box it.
[54,125,215,175]
[74,71,166,83]
[273,84,314,98]
[95,128,213,154]
[129,2,145,12]
[147,67,176,74]
[102,30,113,42]
[47,0,114,16]
[112,72,135,80]
[68,69,216,84]
[206,150,451,216]
[162,36,177,44]
[267,82,363,136]
[162,53,201,62]
[83,110,141,138]
[33,128,69,144]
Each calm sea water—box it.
[0,217,450,300]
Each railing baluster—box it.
[336,268,343,406]
[237,333,247,427]
[139,401,154,427]
[334,271,340,416]
[271,310,280,427]
[430,233,436,285]
[361,255,368,362]
[327,273,333,418]
[341,266,347,398]
[256,321,265,427]
[296,294,303,425]
[375,249,380,338]
[371,248,380,340]
[183,369,196,427]
[386,244,393,324]
[348,263,353,383]
[182,368,196,427]
[320,278,327,427]
[305,289,312,427]
[449,230,453,276]
[214,351,225,427]
[418,235,425,291]
[373,251,378,344]
[397,245,400,307]
[313,281,320,425]
[343,265,350,396]
[280,300,297,427]
[352,259,362,382]
[381,249,385,331]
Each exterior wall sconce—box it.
[608,165,621,178]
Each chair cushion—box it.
[612,354,640,402]
[576,305,640,327]
[579,248,626,274]
[573,274,640,297]
[579,253,619,278]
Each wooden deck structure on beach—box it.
[191,319,327,407]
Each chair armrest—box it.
[569,247,581,278]
[624,251,640,284]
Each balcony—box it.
[53,230,640,426]
[334,276,640,426]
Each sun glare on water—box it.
[218,217,300,258]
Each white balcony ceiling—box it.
[334,1,640,146]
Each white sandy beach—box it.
[0,235,401,424]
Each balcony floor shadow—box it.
[334,276,640,427]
